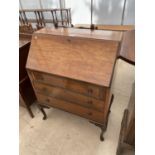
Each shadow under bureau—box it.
[26,27,122,141]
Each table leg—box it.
[90,94,114,141]
[37,104,47,120]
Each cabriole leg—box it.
[37,104,47,120]
[89,94,114,141]
[27,106,34,118]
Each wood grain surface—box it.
[35,27,122,41]
[74,24,135,31]
[33,81,105,112]
[36,92,106,123]
[27,28,121,87]
[31,70,105,100]
[19,33,32,42]
[119,30,135,64]
[19,40,30,49]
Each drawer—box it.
[34,81,104,112]
[32,71,105,100]
[36,93,105,124]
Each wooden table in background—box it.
[118,30,135,65]
[74,24,135,65]
[19,36,36,118]
[74,24,134,31]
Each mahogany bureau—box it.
[26,28,122,140]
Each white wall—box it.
[20,0,40,9]
[20,0,62,9]
[65,0,91,25]
[123,0,135,25]
[20,0,135,25]
[93,0,125,25]
[65,0,134,25]
[40,0,60,9]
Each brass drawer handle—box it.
[88,88,93,94]
[67,39,71,42]
[42,87,48,92]
[88,112,93,116]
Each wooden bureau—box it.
[26,28,122,140]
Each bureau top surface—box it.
[27,28,121,87]
[19,39,30,49]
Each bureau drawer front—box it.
[34,81,104,112]
[32,71,105,100]
[36,93,105,124]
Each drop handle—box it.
[88,100,93,105]
[42,87,48,92]
[67,39,71,42]
[39,76,44,81]
[88,89,93,94]
[88,112,93,116]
